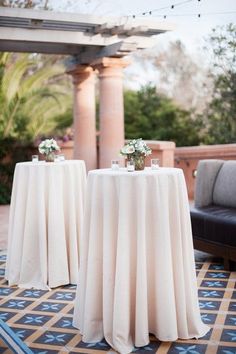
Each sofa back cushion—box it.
[213,161,236,208]
[195,159,224,207]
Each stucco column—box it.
[67,65,96,171]
[95,57,130,168]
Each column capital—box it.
[66,64,95,85]
[91,57,131,71]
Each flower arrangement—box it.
[38,138,60,162]
[120,138,152,158]
[120,138,152,170]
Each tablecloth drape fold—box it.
[6,160,86,290]
[73,168,209,353]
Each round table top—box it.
[16,159,85,168]
[88,166,183,177]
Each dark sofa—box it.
[190,159,236,270]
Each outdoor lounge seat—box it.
[190,159,236,270]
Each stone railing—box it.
[60,140,236,199]
[60,140,176,168]
[175,144,236,199]
[59,140,74,160]
[142,140,176,167]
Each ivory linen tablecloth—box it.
[5,160,86,290]
[73,167,209,354]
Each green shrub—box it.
[0,138,35,204]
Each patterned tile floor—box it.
[0,252,236,354]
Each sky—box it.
[49,0,236,87]
[130,0,236,56]
[50,0,236,55]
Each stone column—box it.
[95,57,130,168]
[67,65,97,171]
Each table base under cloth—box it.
[5,160,86,290]
[73,168,209,353]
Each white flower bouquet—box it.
[38,138,60,162]
[120,138,152,158]
[120,138,152,170]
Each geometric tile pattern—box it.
[0,251,236,353]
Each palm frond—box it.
[2,54,34,103]
[20,65,65,97]
[0,52,72,140]
[0,52,10,66]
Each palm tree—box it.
[0,52,72,142]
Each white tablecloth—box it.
[73,167,209,353]
[5,160,86,290]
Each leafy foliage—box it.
[0,53,72,142]
[126,40,213,114]
[0,0,49,9]
[125,24,236,146]
[124,85,202,147]
[0,53,73,204]
[202,23,236,144]
[0,138,36,204]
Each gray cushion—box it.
[213,161,236,208]
[191,205,236,247]
[195,159,224,207]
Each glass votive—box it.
[59,154,65,161]
[54,155,60,162]
[127,160,135,172]
[111,159,119,170]
[151,158,160,170]
[32,155,39,162]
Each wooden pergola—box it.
[0,7,173,169]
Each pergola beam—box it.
[0,7,173,32]
[67,42,138,65]
[0,7,174,170]
[0,7,174,60]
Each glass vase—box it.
[127,154,146,170]
[45,152,55,162]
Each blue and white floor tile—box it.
[0,251,235,353]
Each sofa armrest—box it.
[195,159,224,207]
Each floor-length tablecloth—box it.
[73,167,209,353]
[5,160,86,290]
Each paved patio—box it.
[1,205,236,353]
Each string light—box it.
[131,0,236,20]
[137,0,195,16]
[152,11,236,19]
[131,0,236,19]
